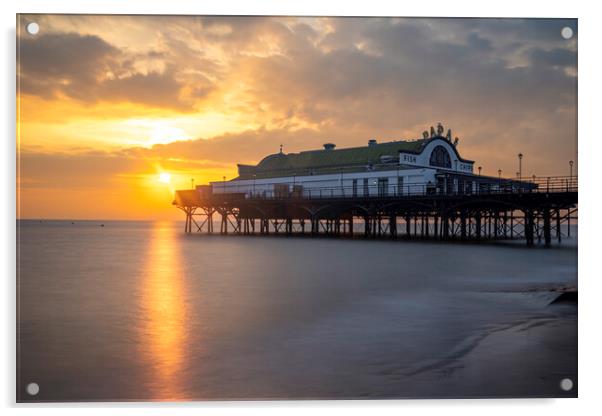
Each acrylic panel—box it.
[16,14,578,402]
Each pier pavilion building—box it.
[175,124,576,246]
[208,125,506,198]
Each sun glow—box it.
[159,172,171,184]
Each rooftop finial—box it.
[279,144,283,154]
[430,126,436,138]
[446,129,452,141]
[437,122,444,136]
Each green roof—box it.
[236,139,429,180]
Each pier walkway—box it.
[174,176,577,247]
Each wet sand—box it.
[411,305,577,398]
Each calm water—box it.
[17,220,577,401]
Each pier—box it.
[174,175,577,247]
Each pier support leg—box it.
[442,214,450,240]
[220,212,228,235]
[525,210,534,247]
[556,209,562,243]
[184,208,191,233]
[389,215,397,238]
[286,218,293,235]
[544,208,552,248]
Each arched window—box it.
[429,145,452,168]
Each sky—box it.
[17,15,577,220]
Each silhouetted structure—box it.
[174,127,577,247]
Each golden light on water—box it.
[140,223,188,400]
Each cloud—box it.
[18,32,197,110]
[527,47,577,69]
[17,16,578,219]
[19,32,117,99]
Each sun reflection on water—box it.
[140,223,188,400]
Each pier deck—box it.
[174,176,577,247]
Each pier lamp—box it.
[498,169,502,192]
[223,176,226,193]
[478,166,482,176]
[518,153,523,179]
[191,178,194,189]
[569,160,574,180]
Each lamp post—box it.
[498,169,502,191]
[191,178,194,189]
[569,160,574,183]
[518,153,523,180]
[223,176,226,194]
[478,166,482,176]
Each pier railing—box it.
[212,175,577,200]
[174,175,578,247]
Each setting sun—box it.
[159,173,171,184]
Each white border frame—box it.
[3,1,598,415]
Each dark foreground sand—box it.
[413,303,577,398]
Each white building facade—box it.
[207,131,512,198]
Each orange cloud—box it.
[16,15,577,220]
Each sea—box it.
[16,220,578,401]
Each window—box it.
[429,145,452,168]
[397,176,404,195]
[378,178,389,197]
[363,178,369,196]
[352,179,358,197]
